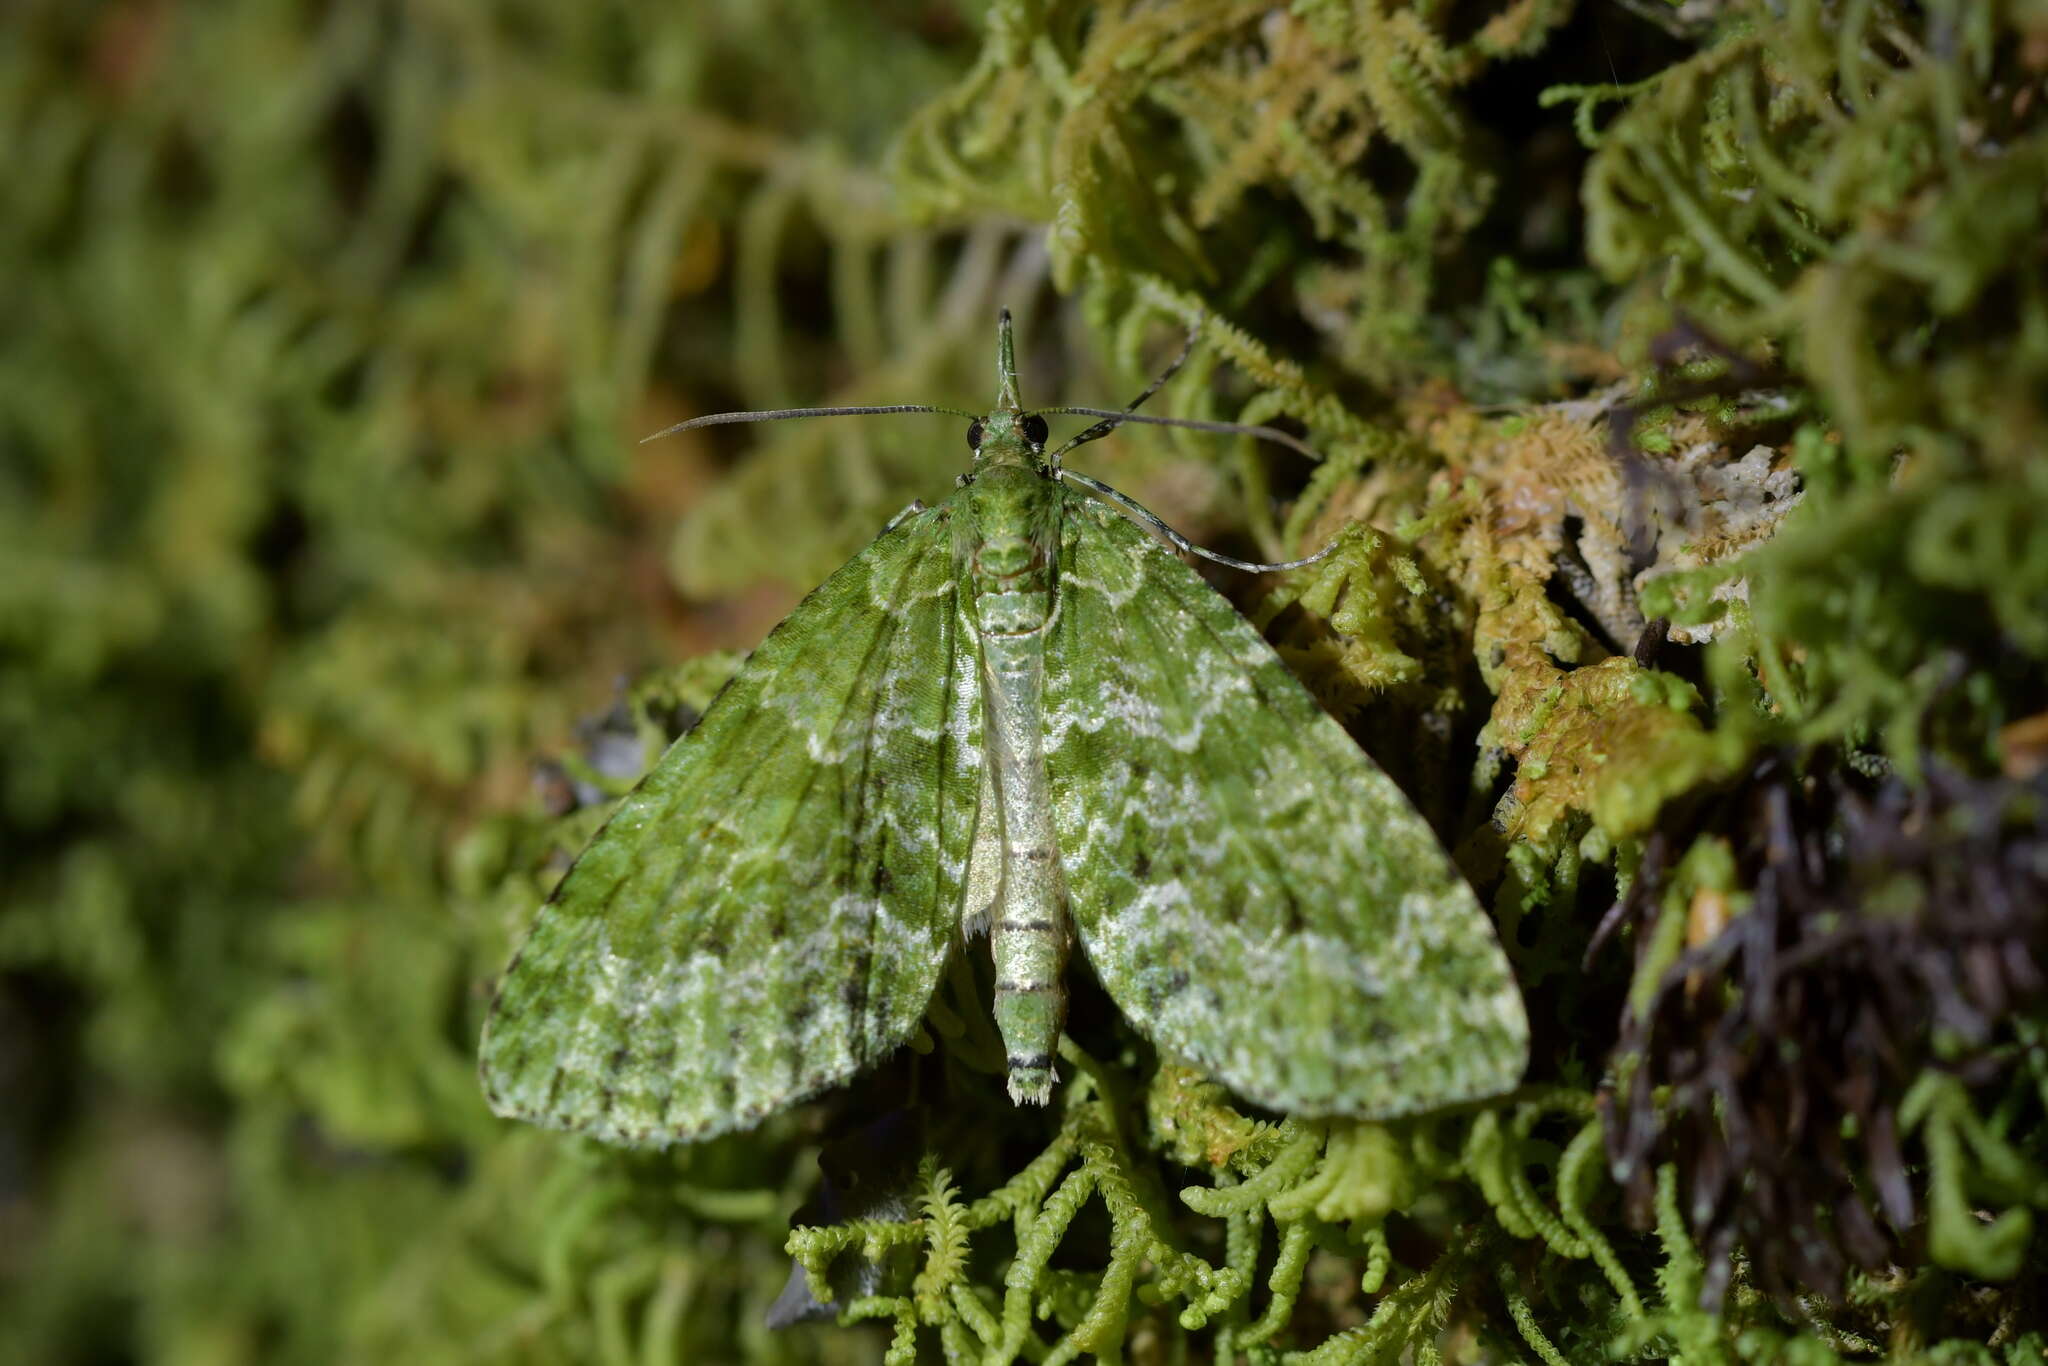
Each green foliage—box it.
[6,0,2046,1362]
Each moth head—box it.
[965,409,1051,471]
[973,413,1048,450]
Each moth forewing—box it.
[478,508,972,1146]
[1042,489,1529,1116]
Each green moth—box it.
[479,312,1527,1146]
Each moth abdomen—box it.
[990,899,1070,1106]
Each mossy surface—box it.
[4,1,2046,1362]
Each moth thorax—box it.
[969,521,1054,638]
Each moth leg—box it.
[1047,320,1200,472]
[882,499,929,533]
[1058,469,1342,573]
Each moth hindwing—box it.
[479,311,1528,1146]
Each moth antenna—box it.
[642,404,977,443]
[1057,469,1339,574]
[1040,407,1323,464]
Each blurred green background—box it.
[4,5,998,1361]
[5,1,2048,1363]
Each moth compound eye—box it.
[1022,414,1049,446]
[966,419,984,450]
